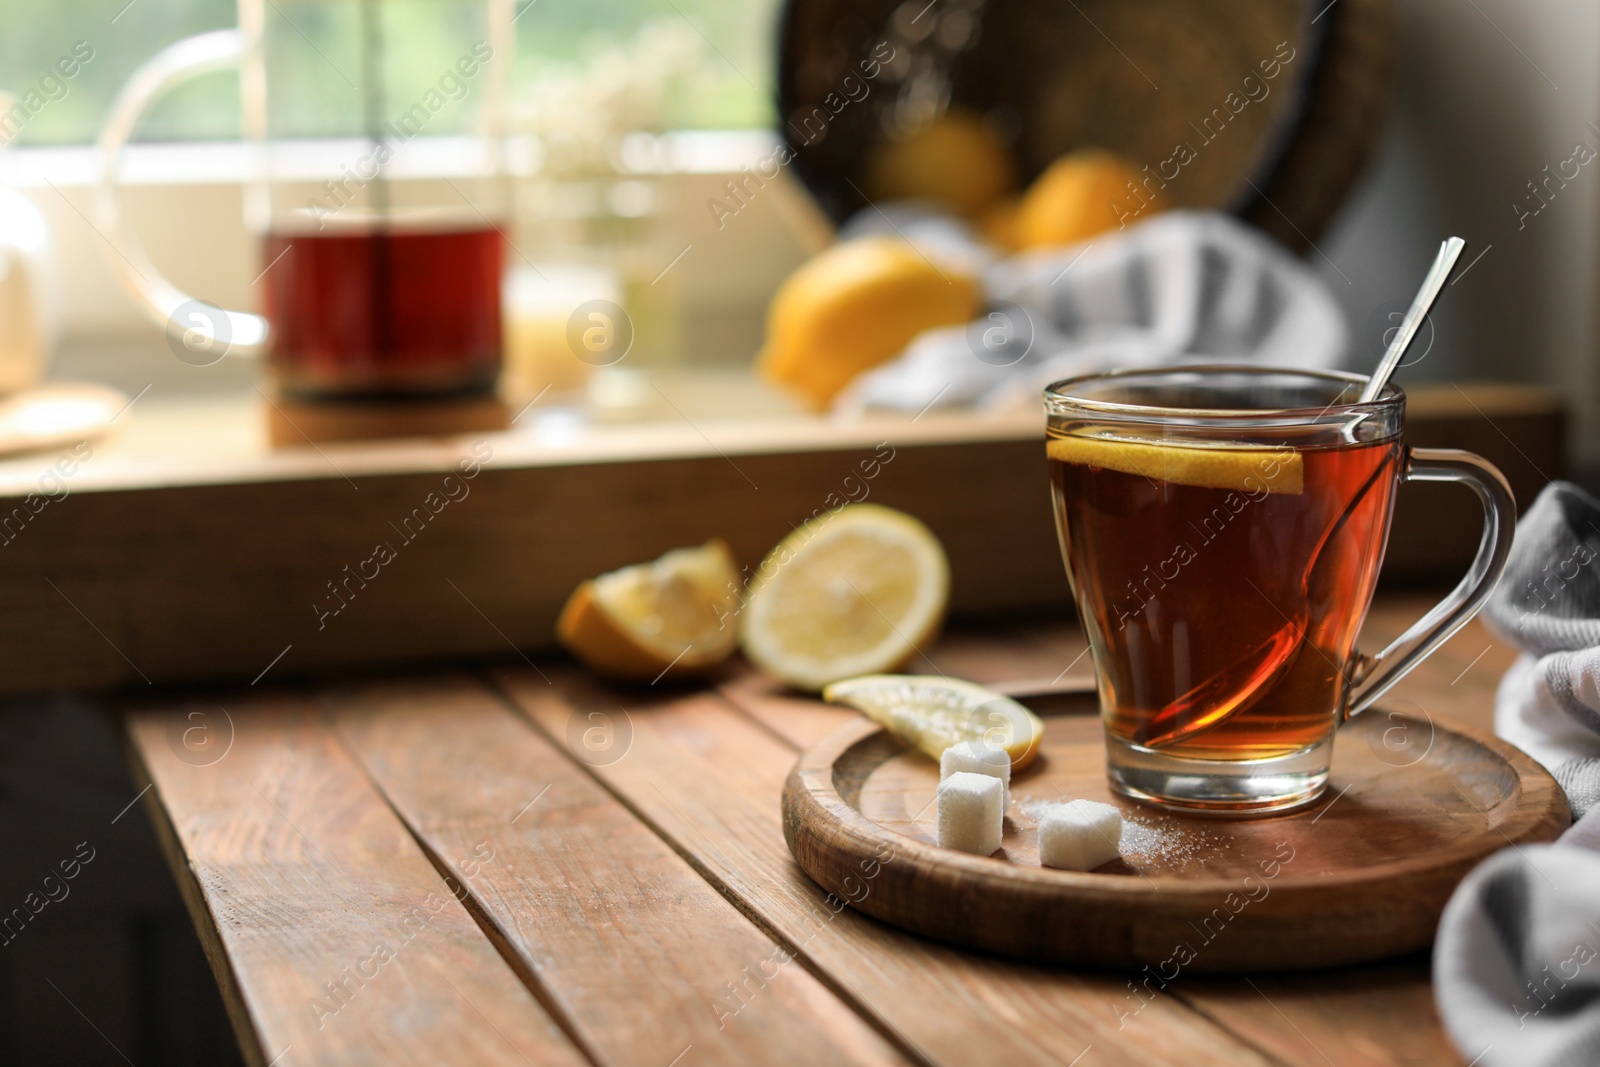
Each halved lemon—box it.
[557,540,741,682]
[1046,433,1303,495]
[739,505,949,691]
[824,675,1045,769]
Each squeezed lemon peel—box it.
[823,674,1044,769]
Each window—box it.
[0,0,776,146]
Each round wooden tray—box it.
[782,688,1569,972]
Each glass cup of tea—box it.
[97,0,512,398]
[1045,366,1515,814]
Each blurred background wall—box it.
[1319,0,1600,476]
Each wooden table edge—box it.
[119,718,276,1067]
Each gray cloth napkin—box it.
[1434,817,1600,1067]
[1435,481,1600,1066]
[1482,481,1600,817]
[829,207,1348,414]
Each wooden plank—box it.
[321,674,907,1067]
[495,666,1280,1067]
[1176,965,1461,1067]
[125,693,588,1067]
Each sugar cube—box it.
[1038,799,1123,871]
[937,771,1005,855]
[940,740,1011,807]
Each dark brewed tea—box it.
[261,227,503,396]
[1049,432,1401,761]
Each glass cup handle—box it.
[1345,447,1517,719]
[94,30,268,360]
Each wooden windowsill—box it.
[0,366,1043,495]
[0,370,1561,697]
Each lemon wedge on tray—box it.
[1047,433,1304,495]
[557,540,741,682]
[739,504,949,691]
[824,675,1045,770]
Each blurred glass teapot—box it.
[97,0,513,398]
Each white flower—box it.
[515,19,703,180]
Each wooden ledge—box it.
[0,377,1562,695]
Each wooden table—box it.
[123,595,1520,1067]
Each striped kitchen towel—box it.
[1481,481,1600,819]
[1434,813,1600,1067]
[1435,481,1600,1067]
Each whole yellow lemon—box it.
[1014,149,1162,251]
[865,111,1017,219]
[760,237,981,409]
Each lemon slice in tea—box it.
[557,540,741,682]
[739,504,949,691]
[824,674,1045,769]
[1046,433,1303,494]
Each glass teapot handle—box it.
[95,30,268,361]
